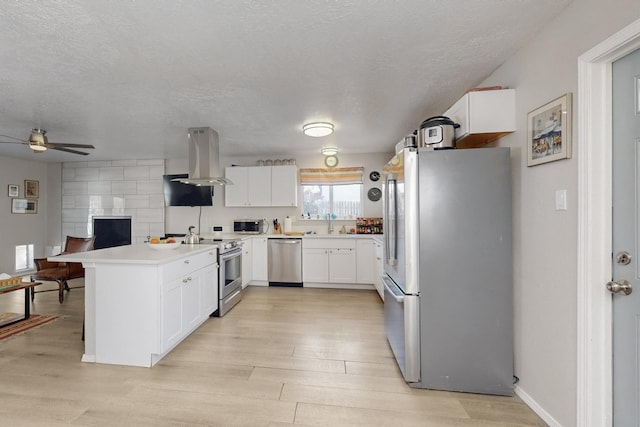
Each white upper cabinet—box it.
[270,165,298,207]
[225,165,297,207]
[247,167,272,206]
[444,88,515,149]
[224,166,249,207]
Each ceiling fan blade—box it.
[45,142,95,149]
[49,146,91,156]
[0,134,26,142]
[0,141,26,144]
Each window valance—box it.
[299,167,364,185]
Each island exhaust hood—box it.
[173,127,232,186]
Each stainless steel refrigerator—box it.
[382,146,513,396]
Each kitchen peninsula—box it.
[53,244,218,367]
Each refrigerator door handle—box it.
[382,275,404,303]
[386,175,397,266]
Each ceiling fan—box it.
[0,128,95,155]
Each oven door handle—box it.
[220,247,242,260]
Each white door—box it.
[611,46,640,426]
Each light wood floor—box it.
[0,280,547,426]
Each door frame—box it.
[577,17,640,426]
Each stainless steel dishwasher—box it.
[268,238,302,286]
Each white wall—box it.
[0,157,54,274]
[165,151,392,236]
[480,1,640,425]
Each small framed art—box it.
[11,198,37,214]
[8,184,18,197]
[24,179,39,198]
[527,93,572,167]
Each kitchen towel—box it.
[283,216,292,233]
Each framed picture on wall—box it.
[7,184,18,197]
[527,93,573,166]
[24,179,39,198]
[11,198,37,214]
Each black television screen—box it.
[163,174,213,207]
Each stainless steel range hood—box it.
[173,127,232,186]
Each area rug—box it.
[0,313,59,341]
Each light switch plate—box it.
[555,189,567,210]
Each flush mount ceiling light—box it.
[303,122,334,137]
[320,147,339,156]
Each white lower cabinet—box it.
[241,238,253,287]
[303,248,330,282]
[252,237,268,282]
[356,239,375,284]
[182,273,202,333]
[303,239,357,284]
[328,248,356,283]
[201,263,218,316]
[160,250,218,355]
[161,277,183,351]
[374,240,384,300]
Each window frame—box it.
[300,182,363,220]
[14,243,35,273]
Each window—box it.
[15,244,35,273]
[299,167,364,219]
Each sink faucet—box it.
[327,213,334,234]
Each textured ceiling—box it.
[0,1,572,162]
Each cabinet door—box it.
[444,89,515,145]
[201,263,218,317]
[247,167,272,206]
[252,237,269,281]
[303,248,329,283]
[374,241,384,300]
[161,277,183,351]
[356,239,375,284]
[329,248,357,283]
[225,167,248,206]
[241,239,253,287]
[271,165,298,207]
[182,272,201,332]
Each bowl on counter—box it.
[147,242,182,250]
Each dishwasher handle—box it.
[270,239,301,244]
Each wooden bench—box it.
[0,281,43,328]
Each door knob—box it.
[615,251,631,265]
[606,280,633,296]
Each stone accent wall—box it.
[62,159,165,244]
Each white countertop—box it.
[51,243,217,265]
[229,233,382,240]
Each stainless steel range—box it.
[201,238,243,316]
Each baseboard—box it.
[247,281,268,287]
[302,282,375,290]
[515,384,563,427]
